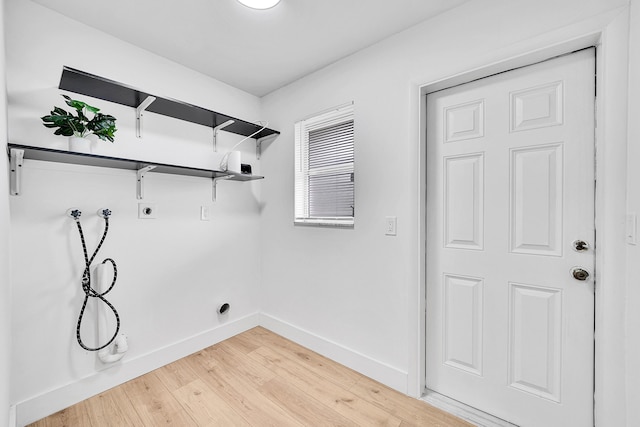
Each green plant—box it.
[41,95,117,142]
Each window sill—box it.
[294,218,354,228]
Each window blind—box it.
[308,121,354,218]
[295,104,354,226]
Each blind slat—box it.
[308,120,354,171]
[309,171,354,218]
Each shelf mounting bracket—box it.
[212,175,232,202]
[256,134,278,160]
[136,96,157,138]
[136,165,156,200]
[212,120,235,152]
[9,148,24,196]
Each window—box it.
[295,104,354,227]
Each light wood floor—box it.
[29,327,472,426]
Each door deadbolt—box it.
[572,240,589,252]
[571,267,590,281]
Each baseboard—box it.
[14,312,260,427]
[259,313,408,394]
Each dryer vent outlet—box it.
[218,303,230,315]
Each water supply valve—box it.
[97,208,112,219]
[66,208,82,220]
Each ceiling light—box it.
[237,0,281,10]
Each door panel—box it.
[444,154,484,250]
[426,49,595,427]
[443,274,484,375]
[508,282,562,402]
[445,99,485,142]
[510,143,563,255]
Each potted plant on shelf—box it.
[41,94,117,153]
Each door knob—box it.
[571,267,590,281]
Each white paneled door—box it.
[426,49,595,427]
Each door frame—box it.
[410,8,630,427]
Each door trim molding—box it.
[411,7,629,427]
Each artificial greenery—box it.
[41,95,117,142]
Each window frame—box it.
[294,103,355,228]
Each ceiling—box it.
[31,0,469,97]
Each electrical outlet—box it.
[385,216,397,236]
[138,203,157,219]
[200,205,211,221]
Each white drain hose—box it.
[95,263,128,363]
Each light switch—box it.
[201,205,211,221]
[385,216,397,236]
[627,213,637,245]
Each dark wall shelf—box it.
[10,67,274,200]
[59,66,280,140]
[8,144,262,200]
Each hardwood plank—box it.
[154,355,202,392]
[184,346,304,426]
[224,330,262,354]
[248,345,402,426]
[26,404,93,427]
[258,376,359,427]
[245,327,363,389]
[121,372,197,425]
[83,387,144,427]
[349,376,474,427]
[208,340,276,386]
[171,378,251,426]
[182,346,218,371]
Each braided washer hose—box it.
[71,209,120,351]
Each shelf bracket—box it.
[212,120,235,152]
[256,134,278,160]
[136,165,156,200]
[136,96,157,138]
[212,175,232,202]
[9,148,24,196]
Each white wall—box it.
[627,0,640,425]
[260,0,629,415]
[6,0,265,424]
[0,0,12,424]
[5,0,636,425]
